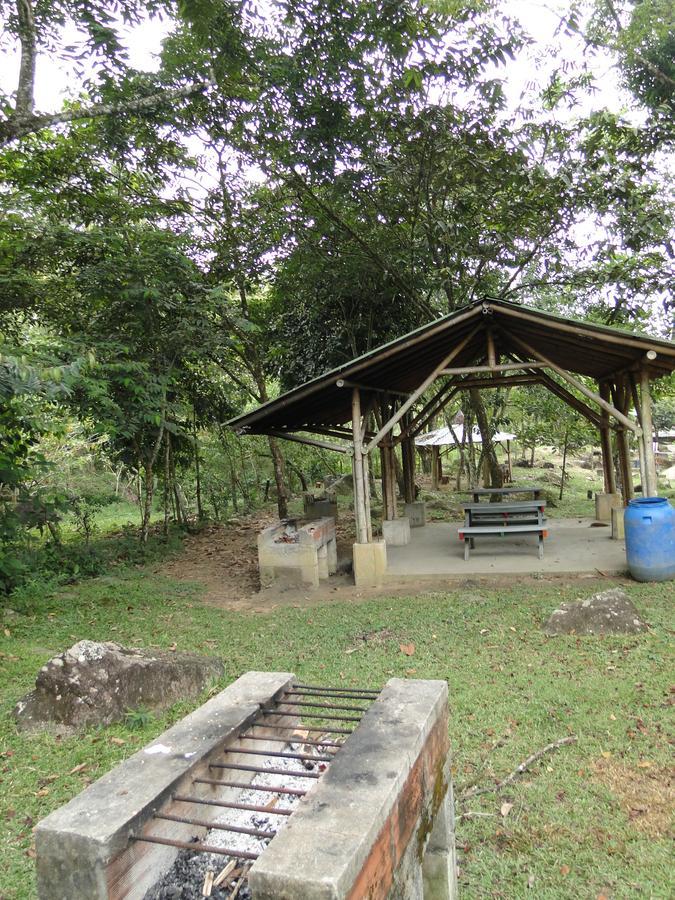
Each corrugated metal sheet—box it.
[415,425,517,447]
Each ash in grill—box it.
[36,673,457,900]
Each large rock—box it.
[543,588,648,636]
[14,641,224,732]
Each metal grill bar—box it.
[292,683,380,695]
[239,733,343,749]
[248,722,354,736]
[132,834,259,859]
[173,794,293,816]
[226,747,332,763]
[209,761,321,779]
[262,710,362,723]
[193,778,306,797]
[154,811,276,840]
[285,690,379,701]
[276,699,368,713]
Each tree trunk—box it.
[559,428,569,501]
[268,436,289,519]
[193,423,204,521]
[469,388,503,491]
[140,462,154,543]
[163,434,170,537]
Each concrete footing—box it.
[404,501,426,528]
[352,540,387,588]
[382,516,411,546]
[595,492,622,522]
[611,505,625,540]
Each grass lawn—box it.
[1,568,672,899]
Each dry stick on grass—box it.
[459,735,578,802]
[456,729,513,797]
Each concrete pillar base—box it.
[404,501,426,528]
[611,505,625,540]
[382,517,411,546]
[353,540,387,588]
[595,492,622,522]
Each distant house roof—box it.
[227,299,675,435]
[415,425,516,447]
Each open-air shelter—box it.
[228,299,675,586]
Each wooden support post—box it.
[598,382,617,495]
[362,448,373,541]
[401,433,416,504]
[380,446,393,520]
[351,388,369,543]
[431,444,439,491]
[640,368,658,496]
[616,427,633,503]
[612,378,633,504]
[628,374,648,496]
[486,329,497,368]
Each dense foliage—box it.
[1,0,673,594]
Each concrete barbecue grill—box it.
[257,517,338,589]
[35,672,457,899]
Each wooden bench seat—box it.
[458,523,548,560]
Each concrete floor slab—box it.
[385,518,628,578]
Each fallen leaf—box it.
[168,642,177,652]
[345,648,358,655]
[560,865,570,876]
[637,760,652,768]
[399,643,415,656]
[3,628,10,637]
[35,789,50,798]
[110,737,126,746]
[601,751,612,759]
[500,802,514,818]
[69,763,87,775]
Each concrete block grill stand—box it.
[257,517,337,589]
[36,672,457,900]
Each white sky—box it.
[1,1,634,126]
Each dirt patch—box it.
[592,757,674,837]
[157,514,358,611]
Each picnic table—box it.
[459,499,548,560]
[463,485,545,503]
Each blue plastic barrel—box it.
[624,497,675,582]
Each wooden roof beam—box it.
[364,323,483,453]
[263,429,353,454]
[439,361,548,376]
[502,329,639,433]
